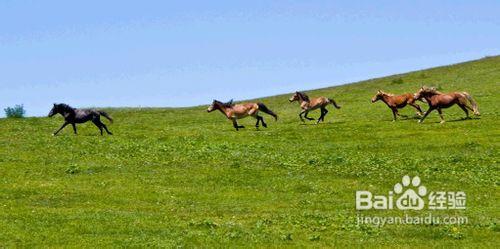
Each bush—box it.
[4,104,26,118]
[391,77,404,85]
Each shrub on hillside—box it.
[4,104,26,118]
[391,77,404,85]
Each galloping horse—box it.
[207,99,278,131]
[371,90,423,121]
[413,87,480,123]
[289,91,340,123]
[48,103,113,135]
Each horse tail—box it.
[257,103,278,121]
[462,92,480,115]
[328,98,341,109]
[99,111,114,123]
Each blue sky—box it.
[1,0,499,117]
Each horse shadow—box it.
[442,117,481,123]
[382,115,420,122]
[401,115,421,120]
[299,120,346,126]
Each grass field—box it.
[0,56,499,247]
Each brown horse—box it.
[207,99,278,130]
[289,91,340,123]
[371,90,423,121]
[414,86,480,123]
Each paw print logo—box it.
[394,175,427,210]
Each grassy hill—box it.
[0,56,499,247]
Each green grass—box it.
[0,56,499,247]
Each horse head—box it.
[48,103,60,117]
[207,99,234,112]
[371,90,385,103]
[289,92,299,102]
[49,103,73,117]
[289,91,309,102]
[207,100,219,112]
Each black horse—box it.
[48,103,113,135]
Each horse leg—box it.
[316,110,322,124]
[53,122,69,136]
[410,103,423,116]
[437,108,445,124]
[391,108,398,121]
[92,119,104,135]
[419,108,434,123]
[232,119,244,131]
[462,104,474,112]
[304,111,315,121]
[71,123,77,134]
[93,115,113,135]
[317,108,327,124]
[101,122,113,135]
[458,97,476,114]
[259,116,267,128]
[394,108,404,117]
[299,110,306,122]
[458,104,470,119]
[254,115,260,128]
[232,119,239,130]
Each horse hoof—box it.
[440,121,445,124]
[52,133,56,136]
[418,120,422,123]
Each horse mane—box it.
[215,99,235,108]
[50,103,75,116]
[378,90,393,96]
[422,87,443,95]
[58,103,72,109]
[296,91,310,101]
[56,103,75,111]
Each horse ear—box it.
[377,89,381,93]
[53,103,56,106]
